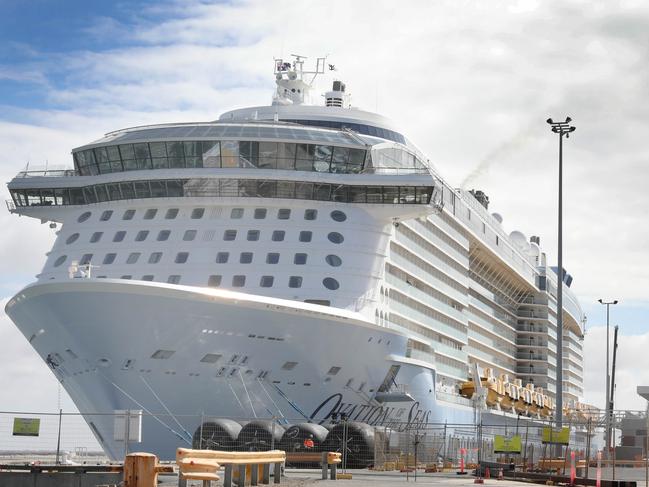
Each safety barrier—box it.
[285,451,341,480]
[176,447,286,487]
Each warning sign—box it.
[542,426,570,445]
[12,418,40,437]
[494,434,522,453]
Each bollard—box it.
[570,451,576,486]
[224,465,233,487]
[457,448,467,475]
[251,464,259,486]
[322,452,328,480]
[262,464,270,485]
[596,451,602,487]
[273,462,281,484]
[485,466,490,479]
[124,452,159,487]
[330,461,338,480]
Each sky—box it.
[1,0,648,434]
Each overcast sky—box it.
[1,0,648,433]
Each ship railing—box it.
[516,353,547,360]
[516,325,548,333]
[434,389,473,407]
[516,367,549,375]
[360,166,432,175]
[14,168,76,178]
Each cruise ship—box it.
[5,56,587,460]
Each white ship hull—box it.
[7,279,458,459]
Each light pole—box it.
[546,117,575,433]
[598,298,618,456]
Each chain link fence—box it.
[2,409,649,483]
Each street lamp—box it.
[598,298,618,456]
[546,117,576,431]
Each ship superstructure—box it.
[5,56,585,459]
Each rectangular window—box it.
[191,208,205,219]
[142,275,154,281]
[304,209,317,220]
[266,253,280,264]
[208,275,222,287]
[294,253,307,265]
[144,209,157,220]
[231,208,244,219]
[260,275,274,287]
[100,210,113,221]
[289,276,303,288]
[183,230,197,241]
[254,208,267,219]
[113,231,126,242]
[148,252,162,264]
[165,208,179,219]
[151,349,175,359]
[247,230,260,241]
[135,230,149,242]
[103,253,116,265]
[167,275,181,284]
[127,252,141,264]
[299,231,312,242]
[272,230,285,242]
[240,252,253,264]
[200,353,222,363]
[223,229,237,241]
[157,230,171,241]
[175,252,189,264]
[121,275,132,280]
[277,208,291,219]
[232,275,246,287]
[216,252,229,263]
[123,209,136,220]
[90,232,103,243]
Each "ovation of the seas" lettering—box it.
[309,393,431,430]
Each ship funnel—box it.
[325,80,349,108]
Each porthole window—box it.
[325,255,342,267]
[191,208,205,219]
[216,252,229,263]
[304,209,317,220]
[175,252,189,264]
[254,208,267,219]
[165,208,179,219]
[240,252,253,264]
[272,230,285,242]
[113,231,126,242]
[123,209,136,220]
[247,230,260,241]
[66,233,80,244]
[144,209,157,220]
[223,229,237,241]
[288,276,303,288]
[167,275,181,284]
[142,275,154,281]
[79,253,93,265]
[260,276,274,287]
[328,232,344,244]
[277,209,291,220]
[78,212,91,223]
[157,230,171,241]
[103,253,116,265]
[323,277,340,290]
[121,275,132,280]
[208,275,222,287]
[294,253,307,265]
[127,252,141,264]
[135,230,149,242]
[330,210,347,222]
[231,208,244,219]
[232,275,246,287]
[90,232,103,243]
[148,252,162,264]
[266,253,280,264]
[299,231,312,242]
[183,230,197,241]
[100,210,113,221]
[53,255,67,267]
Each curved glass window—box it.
[240,252,253,264]
[328,232,344,244]
[113,231,126,242]
[325,254,342,267]
[272,230,285,241]
[260,276,274,288]
[103,253,116,265]
[135,230,149,242]
[148,252,162,264]
[232,275,245,287]
[90,232,103,243]
[66,233,80,244]
[323,277,340,290]
[330,210,347,222]
[216,252,229,263]
[175,252,189,263]
[208,275,222,287]
[100,210,113,221]
[165,208,179,219]
[254,208,267,219]
[54,255,67,267]
[78,211,91,223]
[191,208,205,219]
[123,209,136,220]
[157,230,171,241]
[304,209,317,220]
[144,209,157,220]
[288,276,302,288]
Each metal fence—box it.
[2,409,649,483]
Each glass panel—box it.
[367,186,382,203]
[258,142,277,169]
[123,159,138,171]
[97,162,112,174]
[134,143,151,169]
[314,145,333,172]
[152,157,169,169]
[83,187,97,204]
[84,149,96,165]
[220,140,238,167]
[107,183,122,200]
[399,186,416,203]
[348,186,366,203]
[54,189,65,205]
[94,147,109,164]
[257,180,276,198]
[276,143,296,170]
[119,144,135,161]
[120,182,135,200]
[185,156,202,168]
[95,185,109,202]
[134,181,151,198]
[313,184,331,201]
[111,161,123,172]
[203,141,221,167]
[295,144,314,171]
[69,188,85,205]
[107,145,121,162]
[184,141,200,157]
[167,180,184,197]
[166,141,184,168]
[239,141,258,168]
[149,142,167,158]
[332,185,347,202]
[382,186,399,204]
[294,182,313,200]
[276,182,294,199]
[150,181,166,198]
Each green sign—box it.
[542,426,570,445]
[12,418,40,437]
[494,434,522,453]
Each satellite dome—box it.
[491,213,503,224]
[509,230,529,250]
